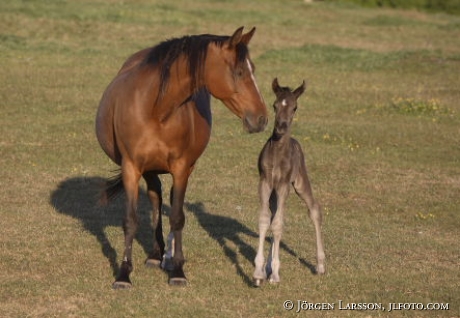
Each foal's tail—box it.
[98,171,124,205]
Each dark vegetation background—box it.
[326,0,460,15]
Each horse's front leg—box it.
[143,172,165,267]
[113,161,141,289]
[167,167,190,286]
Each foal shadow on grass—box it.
[50,176,161,278]
[186,202,316,287]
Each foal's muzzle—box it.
[275,121,288,135]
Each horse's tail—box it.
[98,171,124,205]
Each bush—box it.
[325,0,460,15]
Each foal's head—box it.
[271,78,306,139]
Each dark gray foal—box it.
[253,78,325,286]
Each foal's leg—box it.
[113,161,141,289]
[167,166,191,286]
[267,185,289,283]
[253,180,272,286]
[293,163,326,275]
[143,172,165,267]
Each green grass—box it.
[1,0,459,317]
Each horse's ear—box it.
[293,80,307,99]
[272,77,282,96]
[229,26,245,47]
[241,27,256,45]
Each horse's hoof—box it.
[168,277,187,287]
[253,278,264,287]
[145,258,162,268]
[112,281,133,290]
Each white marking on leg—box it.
[161,231,175,270]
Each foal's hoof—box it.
[145,258,162,268]
[112,281,133,290]
[268,275,280,284]
[316,264,326,275]
[253,278,265,287]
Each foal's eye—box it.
[294,106,298,112]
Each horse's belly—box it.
[130,112,211,174]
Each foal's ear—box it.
[241,27,256,45]
[272,77,283,96]
[229,26,245,47]
[293,80,307,99]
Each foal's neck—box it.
[270,129,292,146]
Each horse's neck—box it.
[155,59,195,121]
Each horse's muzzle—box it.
[244,115,268,133]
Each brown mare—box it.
[253,78,325,287]
[95,27,267,288]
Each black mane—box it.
[143,33,249,103]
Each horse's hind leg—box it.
[113,161,141,289]
[143,172,165,267]
[253,180,271,286]
[293,165,325,275]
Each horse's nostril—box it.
[258,116,268,128]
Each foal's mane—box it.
[143,34,249,103]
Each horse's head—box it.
[205,27,268,133]
[271,78,306,139]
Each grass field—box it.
[1,0,459,317]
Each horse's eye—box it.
[294,106,298,112]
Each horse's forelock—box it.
[235,42,249,67]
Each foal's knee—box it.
[271,215,284,237]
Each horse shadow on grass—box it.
[50,176,167,278]
[185,201,317,287]
[50,176,315,285]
